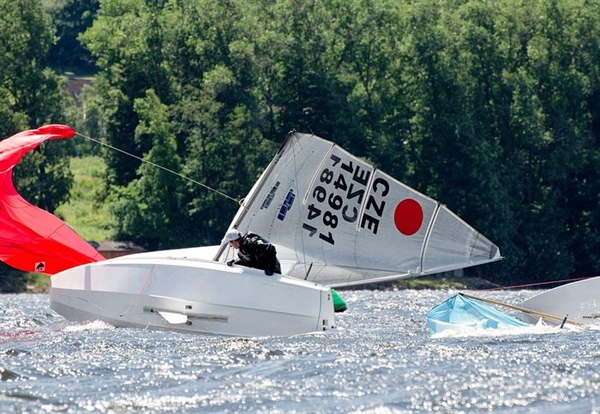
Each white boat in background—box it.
[1,126,502,337]
[520,276,600,326]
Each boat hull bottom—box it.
[520,277,600,325]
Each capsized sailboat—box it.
[427,293,530,335]
[519,276,599,326]
[428,279,598,335]
[2,127,501,336]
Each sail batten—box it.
[301,141,336,206]
[221,132,501,287]
[418,201,441,275]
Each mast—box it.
[212,131,300,262]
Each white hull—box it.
[50,248,336,337]
[520,277,600,325]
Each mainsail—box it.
[0,125,105,275]
[217,132,501,287]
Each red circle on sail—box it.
[394,199,423,236]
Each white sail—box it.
[217,132,501,287]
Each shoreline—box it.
[339,276,503,291]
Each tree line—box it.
[1,0,600,289]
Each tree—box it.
[42,0,100,74]
[110,89,184,250]
[0,0,74,212]
[79,0,172,187]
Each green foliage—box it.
[0,0,74,213]
[0,264,51,293]
[0,263,29,293]
[42,0,99,74]
[110,89,184,250]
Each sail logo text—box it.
[260,181,280,210]
[277,189,295,221]
[303,152,389,245]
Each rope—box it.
[76,132,241,204]
[459,292,585,328]
[120,264,155,317]
[479,275,598,291]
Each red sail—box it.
[0,125,105,275]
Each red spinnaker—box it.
[0,125,105,275]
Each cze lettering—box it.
[360,177,390,235]
[303,152,390,245]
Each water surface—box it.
[0,290,598,413]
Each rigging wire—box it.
[478,275,598,291]
[76,132,241,205]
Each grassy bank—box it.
[55,156,112,241]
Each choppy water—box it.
[0,290,598,413]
